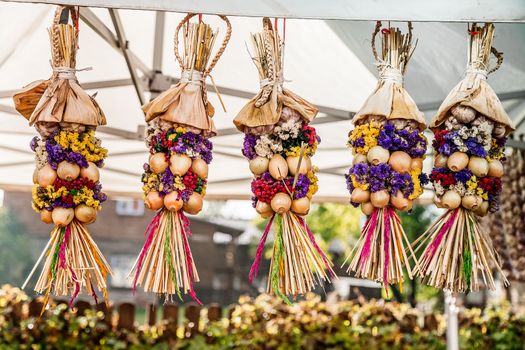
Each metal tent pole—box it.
[445,291,459,350]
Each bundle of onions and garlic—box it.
[13,6,111,309]
[130,14,231,303]
[344,23,428,291]
[414,23,514,292]
[234,18,334,303]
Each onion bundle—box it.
[414,23,514,292]
[234,18,334,303]
[344,23,428,290]
[130,14,231,303]
[13,6,110,308]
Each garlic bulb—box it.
[450,105,476,124]
[391,119,408,130]
[493,123,506,138]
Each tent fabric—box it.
[0,3,524,202]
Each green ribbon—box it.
[164,212,182,301]
[50,227,65,283]
[270,215,291,305]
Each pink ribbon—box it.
[424,209,459,263]
[383,207,392,294]
[360,209,379,269]
[58,225,72,269]
[180,212,202,305]
[249,214,275,284]
[133,210,162,292]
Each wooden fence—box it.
[8,297,233,341]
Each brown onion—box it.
[391,191,410,211]
[145,191,163,210]
[361,202,374,216]
[256,201,273,217]
[249,156,270,176]
[291,197,311,215]
[468,156,489,177]
[487,160,504,177]
[164,191,183,212]
[169,154,192,176]
[149,152,169,174]
[447,152,469,172]
[40,210,53,224]
[388,151,411,173]
[270,193,292,214]
[57,161,80,181]
[462,195,481,211]
[38,164,57,187]
[370,190,390,208]
[191,158,209,179]
[287,156,309,176]
[269,154,288,180]
[75,204,97,224]
[52,207,75,227]
[80,162,100,182]
[367,146,390,165]
[351,188,370,204]
[183,192,203,215]
[442,190,461,210]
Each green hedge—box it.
[0,285,524,350]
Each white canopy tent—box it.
[0,1,524,203]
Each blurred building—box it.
[3,190,256,306]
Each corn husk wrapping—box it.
[431,24,515,135]
[234,18,318,135]
[143,18,231,137]
[13,14,106,128]
[352,24,425,131]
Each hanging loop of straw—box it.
[467,23,503,77]
[51,6,79,70]
[173,13,232,113]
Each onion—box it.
[390,191,410,211]
[461,195,481,211]
[287,156,309,176]
[270,193,292,214]
[80,162,100,182]
[169,154,192,176]
[75,204,97,224]
[40,210,53,224]
[442,190,461,210]
[57,161,80,181]
[191,158,209,179]
[269,154,288,180]
[149,152,169,174]
[388,151,411,173]
[361,202,374,216]
[468,156,489,177]
[370,190,390,208]
[38,164,57,187]
[183,192,203,215]
[145,191,163,210]
[475,201,489,217]
[52,207,75,227]
[33,168,39,184]
[249,156,269,176]
[351,188,370,204]
[411,157,423,171]
[256,201,273,217]
[434,154,448,168]
[367,146,390,165]
[291,197,311,215]
[488,160,504,177]
[164,191,183,212]
[447,152,469,172]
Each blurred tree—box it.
[0,208,33,286]
[306,203,362,245]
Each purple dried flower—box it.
[242,134,258,160]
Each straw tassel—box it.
[130,209,201,304]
